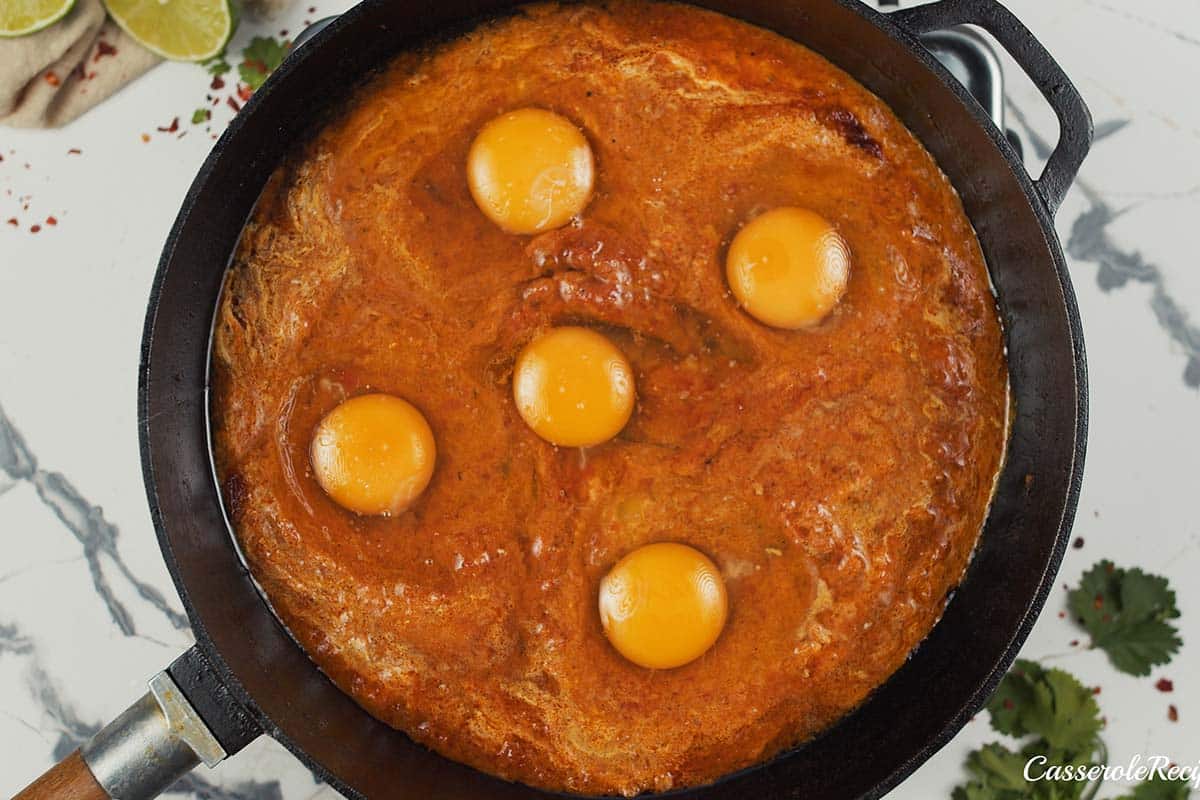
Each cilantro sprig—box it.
[989,661,1103,754]
[954,558,1186,800]
[1114,773,1193,800]
[1068,561,1182,676]
[238,36,289,91]
[954,660,1104,800]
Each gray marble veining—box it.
[1010,104,1200,389]
[0,403,190,636]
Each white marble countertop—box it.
[2,0,1197,797]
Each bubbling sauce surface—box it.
[212,2,1008,794]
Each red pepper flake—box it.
[0,153,4,161]
[1092,686,1101,695]
[5,218,17,226]
[95,40,118,61]
[1156,678,1175,692]
[1093,593,1104,610]
[307,5,316,12]
[141,133,151,143]
[1057,611,1066,618]
[1069,639,1080,647]
[44,71,61,87]
[1002,698,1014,710]
[156,117,180,133]
[211,75,225,90]
[279,29,288,36]
[46,215,57,226]
[236,83,253,103]
[1072,537,1084,549]
[67,148,82,155]
[1168,704,1179,722]
[227,96,242,112]
[30,224,41,233]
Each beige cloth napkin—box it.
[0,0,160,128]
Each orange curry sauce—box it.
[212,2,1008,794]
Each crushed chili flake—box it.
[67,148,82,155]
[157,117,180,133]
[30,224,41,233]
[1168,704,1179,722]
[1070,639,1080,647]
[227,96,242,112]
[1156,678,1175,692]
[1057,610,1066,618]
[236,83,253,103]
[211,75,225,90]
[95,40,118,61]
[46,216,57,226]
[1092,686,1101,695]
[141,133,151,143]
[308,5,316,12]
[5,218,17,226]
[1072,537,1084,549]
[279,29,288,36]
[45,71,61,87]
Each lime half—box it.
[103,0,233,61]
[0,0,76,37]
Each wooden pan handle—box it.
[12,750,108,800]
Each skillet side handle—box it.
[890,0,1094,214]
[12,751,107,800]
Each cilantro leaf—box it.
[204,57,231,76]
[238,36,289,91]
[190,108,210,125]
[986,659,1102,755]
[953,743,1032,800]
[1069,561,1182,676]
[1114,771,1193,800]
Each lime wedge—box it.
[0,0,76,37]
[103,0,233,61]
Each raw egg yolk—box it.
[513,326,635,448]
[467,108,595,235]
[599,542,728,669]
[726,206,850,329]
[310,393,436,516]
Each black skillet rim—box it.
[139,0,1088,796]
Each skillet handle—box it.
[10,655,254,800]
[12,751,106,800]
[890,0,1093,214]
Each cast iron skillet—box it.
[13,0,1091,798]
